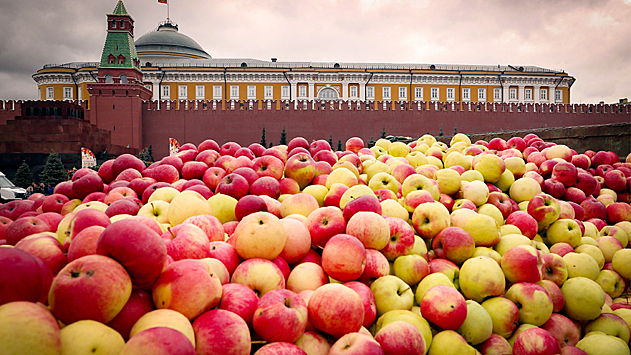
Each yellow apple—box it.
[207,194,238,224]
[61,320,125,355]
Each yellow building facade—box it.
[34,19,575,105]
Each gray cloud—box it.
[0,0,628,103]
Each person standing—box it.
[39,183,47,195]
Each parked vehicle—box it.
[0,172,27,202]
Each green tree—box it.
[39,153,67,187]
[268,141,274,148]
[381,127,387,139]
[260,125,267,148]
[328,134,333,147]
[337,139,342,151]
[368,136,375,148]
[439,123,444,137]
[139,145,154,164]
[13,160,33,188]
[279,126,287,145]
[453,123,458,135]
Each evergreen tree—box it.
[260,125,267,148]
[279,126,287,145]
[139,145,154,164]
[268,141,274,148]
[13,160,33,188]
[337,140,342,151]
[39,153,67,187]
[381,127,387,139]
[368,136,375,148]
[439,124,444,137]
[453,123,458,135]
[328,134,333,147]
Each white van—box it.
[0,172,27,202]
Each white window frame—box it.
[555,89,562,102]
[415,87,423,101]
[230,85,239,100]
[349,86,358,98]
[398,86,407,100]
[525,88,532,101]
[478,88,486,102]
[509,88,517,101]
[264,85,273,99]
[383,86,391,100]
[213,85,222,100]
[540,88,548,101]
[162,85,170,99]
[247,85,256,100]
[46,87,54,100]
[462,88,470,101]
[178,85,187,100]
[366,86,375,99]
[63,87,73,100]
[195,85,205,100]
[446,87,455,101]
[494,88,501,101]
[431,87,439,101]
[298,85,307,98]
[281,85,289,99]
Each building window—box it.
[162,85,170,99]
[398,87,407,100]
[281,85,289,99]
[415,87,423,101]
[525,88,532,100]
[63,87,73,100]
[349,86,357,98]
[213,85,222,100]
[46,87,54,100]
[446,88,455,101]
[196,85,205,100]
[540,88,548,101]
[478,88,486,101]
[431,87,439,101]
[509,88,517,100]
[382,87,391,100]
[264,85,273,99]
[298,85,307,98]
[318,87,338,100]
[494,88,501,101]
[120,74,128,84]
[117,55,125,64]
[247,85,256,99]
[120,20,125,29]
[462,88,470,101]
[230,85,239,99]
[366,86,375,99]
[555,89,562,102]
[112,20,117,28]
[179,85,187,99]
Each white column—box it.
[502,85,510,103]
[549,86,556,103]
[534,85,541,104]
[518,85,525,104]
[290,82,298,100]
[308,82,315,101]
[359,82,366,101]
[342,82,349,101]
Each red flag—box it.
[158,0,167,4]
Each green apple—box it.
[0,301,62,355]
[130,309,196,347]
[207,194,238,224]
[455,300,493,345]
[427,330,477,355]
[374,310,433,349]
[612,249,631,280]
[477,203,504,226]
[585,313,631,343]
[505,282,553,326]
[493,233,532,256]
[463,213,501,247]
[302,185,329,207]
[370,275,414,317]
[392,254,429,286]
[459,256,505,303]
[481,297,520,338]
[561,277,606,322]
[595,270,626,299]
[147,187,179,204]
[61,320,125,355]
[167,190,213,226]
[563,251,601,280]
[509,177,542,203]
[546,219,582,247]
[575,331,631,355]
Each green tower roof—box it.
[100,1,139,69]
[111,0,129,16]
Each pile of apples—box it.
[0,132,630,355]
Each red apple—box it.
[0,247,53,305]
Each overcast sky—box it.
[0,0,629,104]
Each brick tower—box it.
[88,0,151,151]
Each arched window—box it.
[118,55,125,64]
[108,54,115,64]
[120,74,128,84]
[104,74,114,84]
[318,87,339,100]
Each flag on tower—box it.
[158,0,167,4]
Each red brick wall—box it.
[139,100,631,159]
